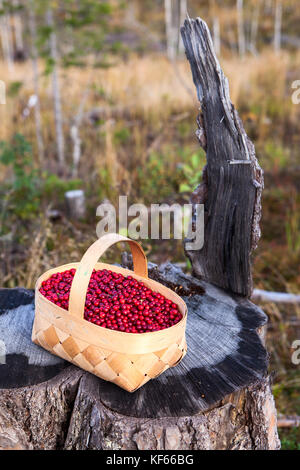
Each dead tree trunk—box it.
[181,17,263,297]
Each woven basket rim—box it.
[35,261,187,340]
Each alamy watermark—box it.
[291,340,300,365]
[291,80,300,105]
[96,196,204,250]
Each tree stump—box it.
[0,265,279,449]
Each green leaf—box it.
[179,183,191,193]
[191,153,200,168]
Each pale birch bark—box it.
[209,1,221,56]
[12,0,24,55]
[0,0,14,73]
[237,0,246,57]
[178,0,187,55]
[264,0,272,13]
[46,8,65,170]
[249,0,260,55]
[274,0,282,53]
[70,85,90,178]
[28,0,44,164]
[212,16,221,56]
[164,0,176,61]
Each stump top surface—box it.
[0,263,268,418]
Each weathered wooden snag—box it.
[0,17,279,450]
[181,17,263,297]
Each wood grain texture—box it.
[1,260,267,416]
[0,266,279,449]
[181,17,263,297]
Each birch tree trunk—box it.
[70,82,91,178]
[28,0,44,165]
[178,0,187,55]
[237,0,246,57]
[0,1,14,74]
[164,0,176,61]
[209,0,221,56]
[274,0,282,53]
[12,0,24,58]
[212,16,221,56]
[46,8,65,171]
[249,0,260,55]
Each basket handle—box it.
[68,233,148,319]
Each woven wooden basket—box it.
[32,233,187,392]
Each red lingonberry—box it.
[40,268,183,333]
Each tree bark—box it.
[164,0,176,61]
[181,17,263,297]
[28,0,44,165]
[212,16,221,56]
[12,0,24,59]
[274,0,282,53]
[0,0,14,74]
[178,0,187,55]
[237,0,246,57]
[46,8,65,170]
[0,263,280,450]
[249,1,260,55]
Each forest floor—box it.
[0,51,299,449]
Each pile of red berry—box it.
[40,268,183,333]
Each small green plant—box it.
[280,428,300,450]
[42,174,83,201]
[7,81,23,98]
[0,134,84,225]
[113,127,130,145]
[263,141,290,171]
[137,152,179,202]
[0,134,40,220]
[179,151,205,193]
[286,209,300,256]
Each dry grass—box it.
[1,48,299,139]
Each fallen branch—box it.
[252,289,300,304]
[277,416,300,428]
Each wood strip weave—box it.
[32,235,188,392]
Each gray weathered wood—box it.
[0,263,279,449]
[0,261,268,411]
[181,18,263,297]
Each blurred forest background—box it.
[0,0,299,448]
